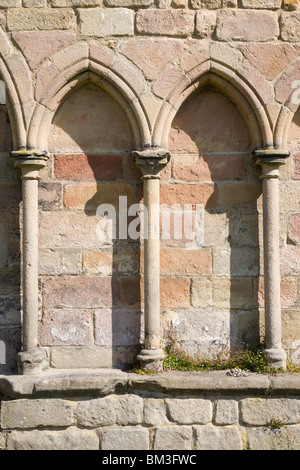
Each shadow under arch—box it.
[44,77,144,370]
[153,63,273,151]
[162,83,262,357]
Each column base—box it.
[265,348,287,370]
[137,349,165,372]
[17,349,47,375]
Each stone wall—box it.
[1,370,300,450]
[0,1,300,372]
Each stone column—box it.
[132,148,171,370]
[11,150,49,375]
[255,149,290,370]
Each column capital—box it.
[254,148,290,180]
[132,147,171,179]
[254,148,290,166]
[11,150,49,180]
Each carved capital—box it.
[11,150,49,180]
[132,148,171,179]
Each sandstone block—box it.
[280,11,300,41]
[160,183,218,209]
[191,277,213,308]
[101,428,149,450]
[241,0,282,7]
[215,399,239,425]
[0,295,21,325]
[7,9,76,31]
[51,0,102,5]
[241,398,300,426]
[12,31,76,70]
[283,0,300,10]
[63,182,135,211]
[54,154,123,182]
[118,38,185,81]
[50,346,113,368]
[1,399,74,429]
[294,154,300,180]
[43,276,117,309]
[195,426,242,450]
[160,277,190,308]
[136,9,195,37]
[39,309,94,346]
[160,248,212,275]
[288,214,300,245]
[167,398,212,424]
[94,309,143,346]
[172,154,246,182]
[195,11,216,38]
[114,396,144,425]
[281,247,300,276]
[153,426,192,450]
[6,428,99,450]
[143,399,169,426]
[0,0,21,6]
[219,183,261,209]
[38,182,62,211]
[75,397,115,427]
[78,8,134,37]
[39,247,82,276]
[105,0,152,5]
[216,10,279,41]
[247,426,300,450]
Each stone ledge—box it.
[1,369,300,398]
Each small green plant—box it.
[268,418,287,430]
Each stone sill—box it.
[1,369,300,399]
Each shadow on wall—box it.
[0,99,22,374]
[41,83,143,370]
[163,86,262,357]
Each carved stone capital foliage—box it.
[132,147,171,179]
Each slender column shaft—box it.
[12,151,48,374]
[143,176,160,350]
[22,171,39,352]
[132,148,171,370]
[261,165,282,352]
[255,149,289,370]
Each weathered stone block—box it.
[75,397,116,427]
[1,399,74,429]
[153,426,192,450]
[6,428,99,450]
[136,9,195,37]
[12,31,77,70]
[78,8,134,37]
[54,154,123,182]
[0,295,21,325]
[39,309,94,346]
[160,277,190,308]
[220,183,262,209]
[280,11,300,41]
[114,396,144,425]
[160,183,218,209]
[39,248,82,276]
[167,398,212,424]
[195,426,242,450]
[241,0,282,7]
[247,426,300,450]
[215,399,239,425]
[105,0,152,5]
[38,182,62,211]
[7,9,76,31]
[0,0,21,6]
[94,309,143,346]
[101,428,149,450]
[143,399,169,426]
[195,11,216,38]
[216,10,279,41]
[50,346,113,368]
[160,248,212,275]
[43,276,117,309]
[241,398,300,426]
